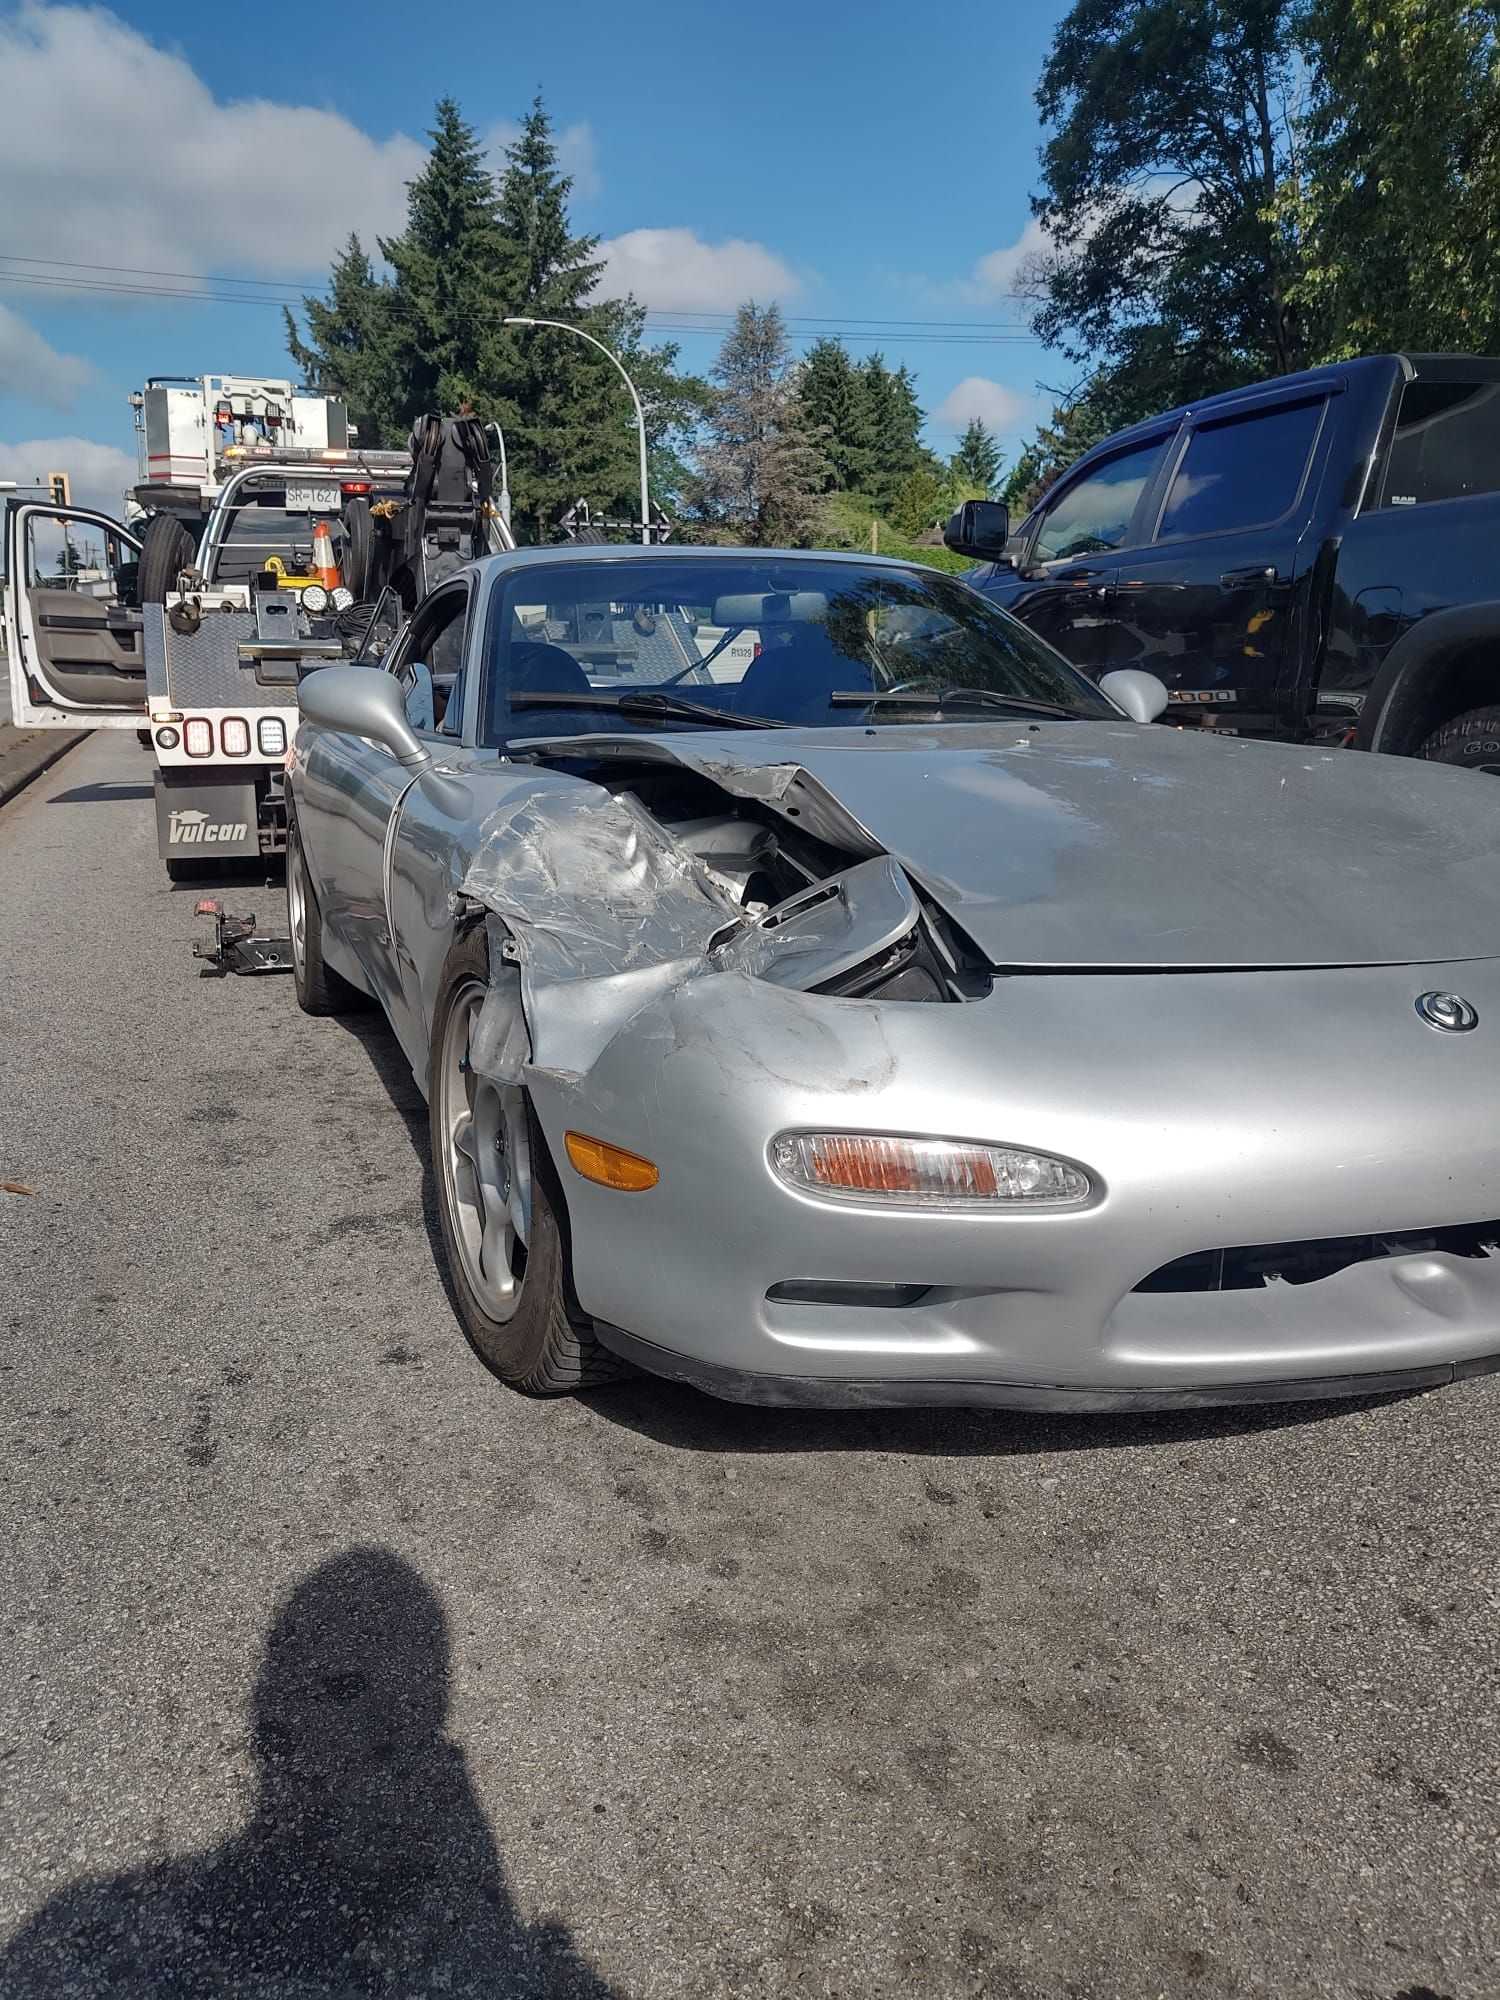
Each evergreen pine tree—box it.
[696,303,828,545]
[284,236,403,446]
[859,355,925,509]
[950,418,1003,493]
[796,339,873,492]
[379,98,510,421]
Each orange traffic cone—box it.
[311,519,342,591]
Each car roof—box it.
[470,543,948,581]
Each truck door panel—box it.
[4,503,144,723]
[1003,432,1175,673]
[1110,396,1331,730]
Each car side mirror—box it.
[1099,669,1170,724]
[943,500,1011,563]
[298,664,433,771]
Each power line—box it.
[0,253,1041,342]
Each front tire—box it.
[428,925,619,1394]
[1418,705,1500,773]
[286,815,362,1015]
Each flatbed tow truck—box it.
[4,375,513,879]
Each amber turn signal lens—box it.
[564,1132,659,1192]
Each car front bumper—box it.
[526,957,1500,1409]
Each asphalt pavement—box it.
[2,729,1498,2000]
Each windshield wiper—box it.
[830,687,1076,719]
[509,690,785,729]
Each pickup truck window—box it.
[1381,379,1500,508]
[1032,436,1169,562]
[1157,397,1325,541]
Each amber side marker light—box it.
[564,1132,659,1192]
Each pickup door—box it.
[983,429,1177,676]
[1107,391,1333,730]
[3,502,145,728]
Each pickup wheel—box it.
[429,925,621,1395]
[1418,706,1500,774]
[286,815,363,1015]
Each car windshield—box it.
[480,555,1115,746]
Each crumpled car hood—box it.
[603,721,1500,969]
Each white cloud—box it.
[593,229,801,311]
[0,4,426,276]
[969,219,1053,300]
[483,119,602,200]
[0,306,94,409]
[934,377,1031,435]
[0,436,137,516]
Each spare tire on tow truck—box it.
[138,514,199,603]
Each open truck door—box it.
[4,500,145,729]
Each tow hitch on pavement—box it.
[193,900,294,977]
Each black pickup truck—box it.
[956,354,1500,768]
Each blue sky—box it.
[0,0,1074,512]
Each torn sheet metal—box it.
[459,782,741,981]
[458,775,923,1090]
[459,783,746,1084]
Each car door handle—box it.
[1219,565,1282,588]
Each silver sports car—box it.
[287,544,1500,1410]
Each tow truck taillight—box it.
[184,717,212,758]
[221,716,251,758]
[257,718,287,757]
[340,480,372,495]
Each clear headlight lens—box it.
[771,1132,1091,1207]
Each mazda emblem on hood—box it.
[1416,991,1479,1032]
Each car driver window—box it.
[1031,437,1169,563]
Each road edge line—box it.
[0,730,91,809]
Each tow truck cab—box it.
[5,411,510,880]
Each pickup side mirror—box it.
[943,500,1011,563]
[1099,669,1170,724]
[298,664,433,771]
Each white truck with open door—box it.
[5,408,512,881]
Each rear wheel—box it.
[428,925,620,1393]
[138,514,198,603]
[287,815,362,1014]
[1418,705,1500,773]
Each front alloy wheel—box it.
[427,926,621,1393]
[437,978,533,1322]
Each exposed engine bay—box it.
[575,757,992,1004]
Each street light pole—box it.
[504,316,652,545]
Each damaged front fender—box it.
[456,778,939,1092]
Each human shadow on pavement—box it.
[0,1548,617,1999]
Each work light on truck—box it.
[220,716,251,758]
[257,718,287,757]
[184,718,212,758]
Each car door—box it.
[4,501,144,728]
[1109,392,1333,730]
[999,431,1178,675]
[297,577,473,1013]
